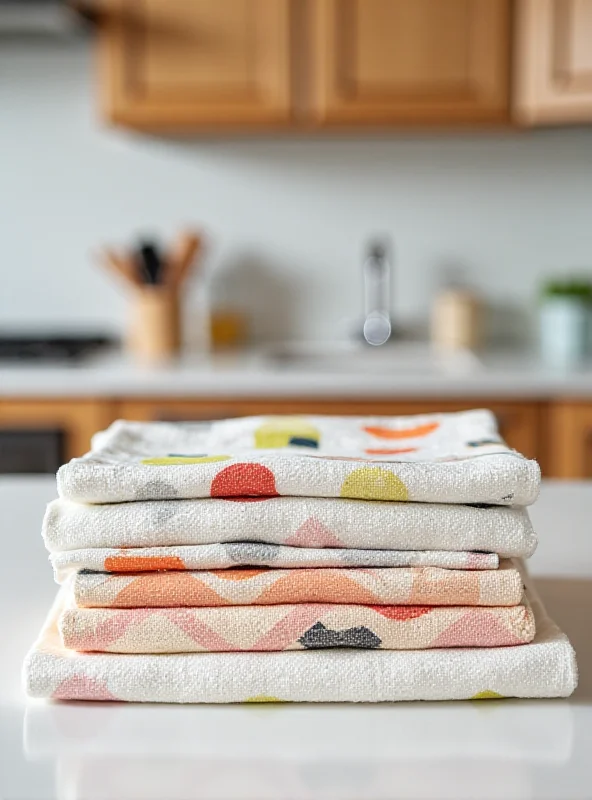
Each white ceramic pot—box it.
[540,297,588,368]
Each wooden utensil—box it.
[165,231,202,287]
[100,248,144,288]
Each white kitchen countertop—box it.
[5,349,592,398]
[0,476,591,800]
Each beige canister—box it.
[431,288,481,352]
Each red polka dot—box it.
[369,606,432,621]
[210,463,279,499]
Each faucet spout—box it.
[362,241,392,346]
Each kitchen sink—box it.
[259,341,481,375]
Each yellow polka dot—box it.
[255,418,320,449]
[244,695,285,703]
[141,455,231,466]
[340,467,408,501]
[470,690,505,700]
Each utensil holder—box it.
[127,287,181,363]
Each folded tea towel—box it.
[72,561,523,609]
[23,578,577,701]
[56,412,541,505]
[43,496,536,556]
[51,544,498,583]
[59,599,535,653]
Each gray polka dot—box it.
[146,500,181,527]
[135,480,179,501]
[225,542,280,564]
[134,482,180,525]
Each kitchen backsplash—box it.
[2,40,592,346]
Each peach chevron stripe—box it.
[113,572,225,608]
[59,601,535,654]
[72,562,524,609]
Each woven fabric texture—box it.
[43,496,536,557]
[51,544,499,583]
[59,599,535,653]
[72,561,523,609]
[23,579,577,702]
[56,412,540,505]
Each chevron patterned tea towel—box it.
[23,576,576,702]
[72,561,523,608]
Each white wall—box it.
[2,39,592,345]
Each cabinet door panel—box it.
[102,0,292,129]
[515,0,592,123]
[547,402,592,478]
[310,0,510,124]
[0,400,116,463]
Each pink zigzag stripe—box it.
[431,610,526,648]
[161,609,232,651]
[52,674,118,701]
[251,604,333,651]
[67,609,153,651]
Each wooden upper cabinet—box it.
[515,0,592,124]
[98,0,592,131]
[308,0,511,125]
[100,0,293,129]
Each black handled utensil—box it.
[138,241,162,285]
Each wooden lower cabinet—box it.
[547,401,592,478]
[14,395,592,477]
[0,400,117,464]
[118,398,543,463]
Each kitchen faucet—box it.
[362,240,392,346]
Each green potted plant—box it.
[540,277,592,367]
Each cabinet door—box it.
[0,400,116,464]
[515,0,592,124]
[309,0,511,125]
[547,402,592,478]
[101,0,292,129]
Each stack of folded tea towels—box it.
[25,410,577,703]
